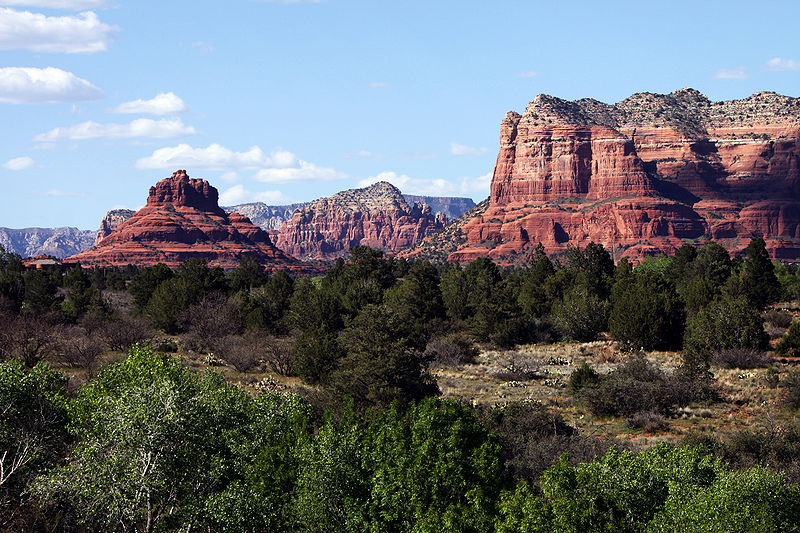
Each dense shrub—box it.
[550,285,608,342]
[609,271,684,351]
[776,322,800,356]
[765,309,793,329]
[577,355,695,417]
[711,348,772,369]
[424,333,478,368]
[568,361,599,393]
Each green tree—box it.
[328,304,438,409]
[741,237,781,309]
[128,263,173,313]
[0,360,68,527]
[609,271,684,351]
[144,277,194,333]
[290,324,344,385]
[550,285,608,342]
[683,295,767,378]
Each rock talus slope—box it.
[417,89,800,262]
[66,170,301,270]
[273,181,446,260]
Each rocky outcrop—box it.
[66,170,302,270]
[421,89,800,263]
[0,227,96,258]
[273,181,446,260]
[94,209,135,246]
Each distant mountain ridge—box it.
[0,227,96,258]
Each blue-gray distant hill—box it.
[0,227,96,258]
[223,195,476,231]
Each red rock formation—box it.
[406,89,800,263]
[273,181,446,260]
[67,170,302,270]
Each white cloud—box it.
[136,142,347,184]
[219,171,241,183]
[357,170,491,197]
[713,66,748,80]
[766,57,800,72]
[110,92,188,115]
[518,70,538,78]
[1,1,108,9]
[450,141,487,156]
[255,160,347,183]
[0,8,117,53]
[2,156,35,170]
[34,118,196,141]
[136,143,271,170]
[219,184,291,206]
[344,149,380,160]
[0,67,103,104]
[369,81,389,88]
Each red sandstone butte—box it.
[273,181,446,260]
[67,170,302,270]
[419,89,800,263]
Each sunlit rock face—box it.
[432,89,800,263]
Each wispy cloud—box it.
[344,149,380,160]
[518,70,538,78]
[0,7,117,53]
[766,57,800,72]
[110,92,188,115]
[33,188,85,197]
[713,66,748,80]
[219,184,292,206]
[450,141,487,156]
[369,81,389,88]
[0,67,103,104]
[2,156,35,170]
[34,118,196,141]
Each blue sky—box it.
[1,0,799,229]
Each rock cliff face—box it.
[273,181,446,260]
[424,89,800,262]
[66,170,301,270]
[94,209,135,246]
[222,203,306,231]
[0,227,96,258]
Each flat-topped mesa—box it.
[431,89,800,263]
[66,170,301,270]
[273,181,446,260]
[146,169,222,213]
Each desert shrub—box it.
[550,285,608,342]
[53,326,108,377]
[765,309,793,329]
[711,348,772,369]
[102,315,152,351]
[424,333,478,368]
[568,361,600,393]
[626,410,669,432]
[215,335,263,373]
[578,355,695,417]
[157,340,177,353]
[473,401,611,483]
[784,370,800,410]
[181,293,242,353]
[776,322,800,356]
[0,314,57,367]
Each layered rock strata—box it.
[94,209,135,246]
[66,170,301,270]
[427,89,800,262]
[273,181,446,260]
